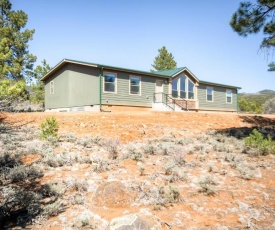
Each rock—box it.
[109,213,160,230]
[93,181,136,208]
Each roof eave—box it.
[41,59,170,81]
[171,67,200,82]
[199,80,242,89]
[40,59,98,81]
[97,64,169,78]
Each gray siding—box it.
[198,84,237,111]
[102,70,169,107]
[44,64,99,109]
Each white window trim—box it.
[206,86,214,102]
[103,72,117,94]
[50,81,54,95]
[129,75,141,96]
[226,89,232,104]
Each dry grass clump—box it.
[198,175,217,196]
[136,182,182,209]
[92,156,110,172]
[103,137,120,159]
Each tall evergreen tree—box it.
[151,46,177,71]
[230,0,275,71]
[31,59,51,103]
[0,0,36,82]
[268,62,275,71]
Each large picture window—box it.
[180,76,186,98]
[172,74,195,99]
[226,89,232,103]
[188,80,194,99]
[130,76,141,95]
[172,77,178,97]
[104,73,116,93]
[206,86,213,101]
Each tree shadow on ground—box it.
[0,113,64,229]
[217,115,275,140]
[0,112,34,134]
[240,115,275,126]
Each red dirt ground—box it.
[4,110,275,143]
[2,110,275,229]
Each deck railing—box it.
[153,92,188,111]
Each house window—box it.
[188,80,194,99]
[172,75,195,99]
[180,76,186,98]
[226,89,232,103]
[172,77,178,97]
[206,87,213,101]
[130,76,141,95]
[104,72,116,93]
[50,81,54,94]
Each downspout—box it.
[99,67,111,112]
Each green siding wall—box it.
[44,68,70,109]
[102,70,169,107]
[198,84,237,111]
[67,64,99,107]
[44,64,99,109]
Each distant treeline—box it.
[238,90,275,114]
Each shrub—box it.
[92,157,109,172]
[39,183,63,197]
[125,145,144,161]
[40,117,59,140]
[104,137,120,159]
[244,129,275,155]
[42,201,65,217]
[172,147,186,166]
[263,97,275,114]
[7,165,43,182]
[163,161,176,175]
[198,175,217,196]
[73,213,94,229]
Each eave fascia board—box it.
[199,80,242,89]
[171,67,200,82]
[97,64,169,79]
[40,59,98,81]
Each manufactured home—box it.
[41,59,241,112]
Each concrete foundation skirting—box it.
[152,103,174,111]
[45,105,100,112]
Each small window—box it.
[130,76,141,95]
[104,73,116,93]
[50,81,54,94]
[226,89,232,103]
[206,87,213,101]
[188,80,194,99]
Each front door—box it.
[155,80,163,102]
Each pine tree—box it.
[151,46,177,71]
[268,62,275,71]
[0,0,36,82]
[230,0,275,71]
[31,59,51,103]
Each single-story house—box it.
[41,59,241,112]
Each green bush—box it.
[244,129,275,155]
[40,117,59,140]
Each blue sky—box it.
[12,0,274,93]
